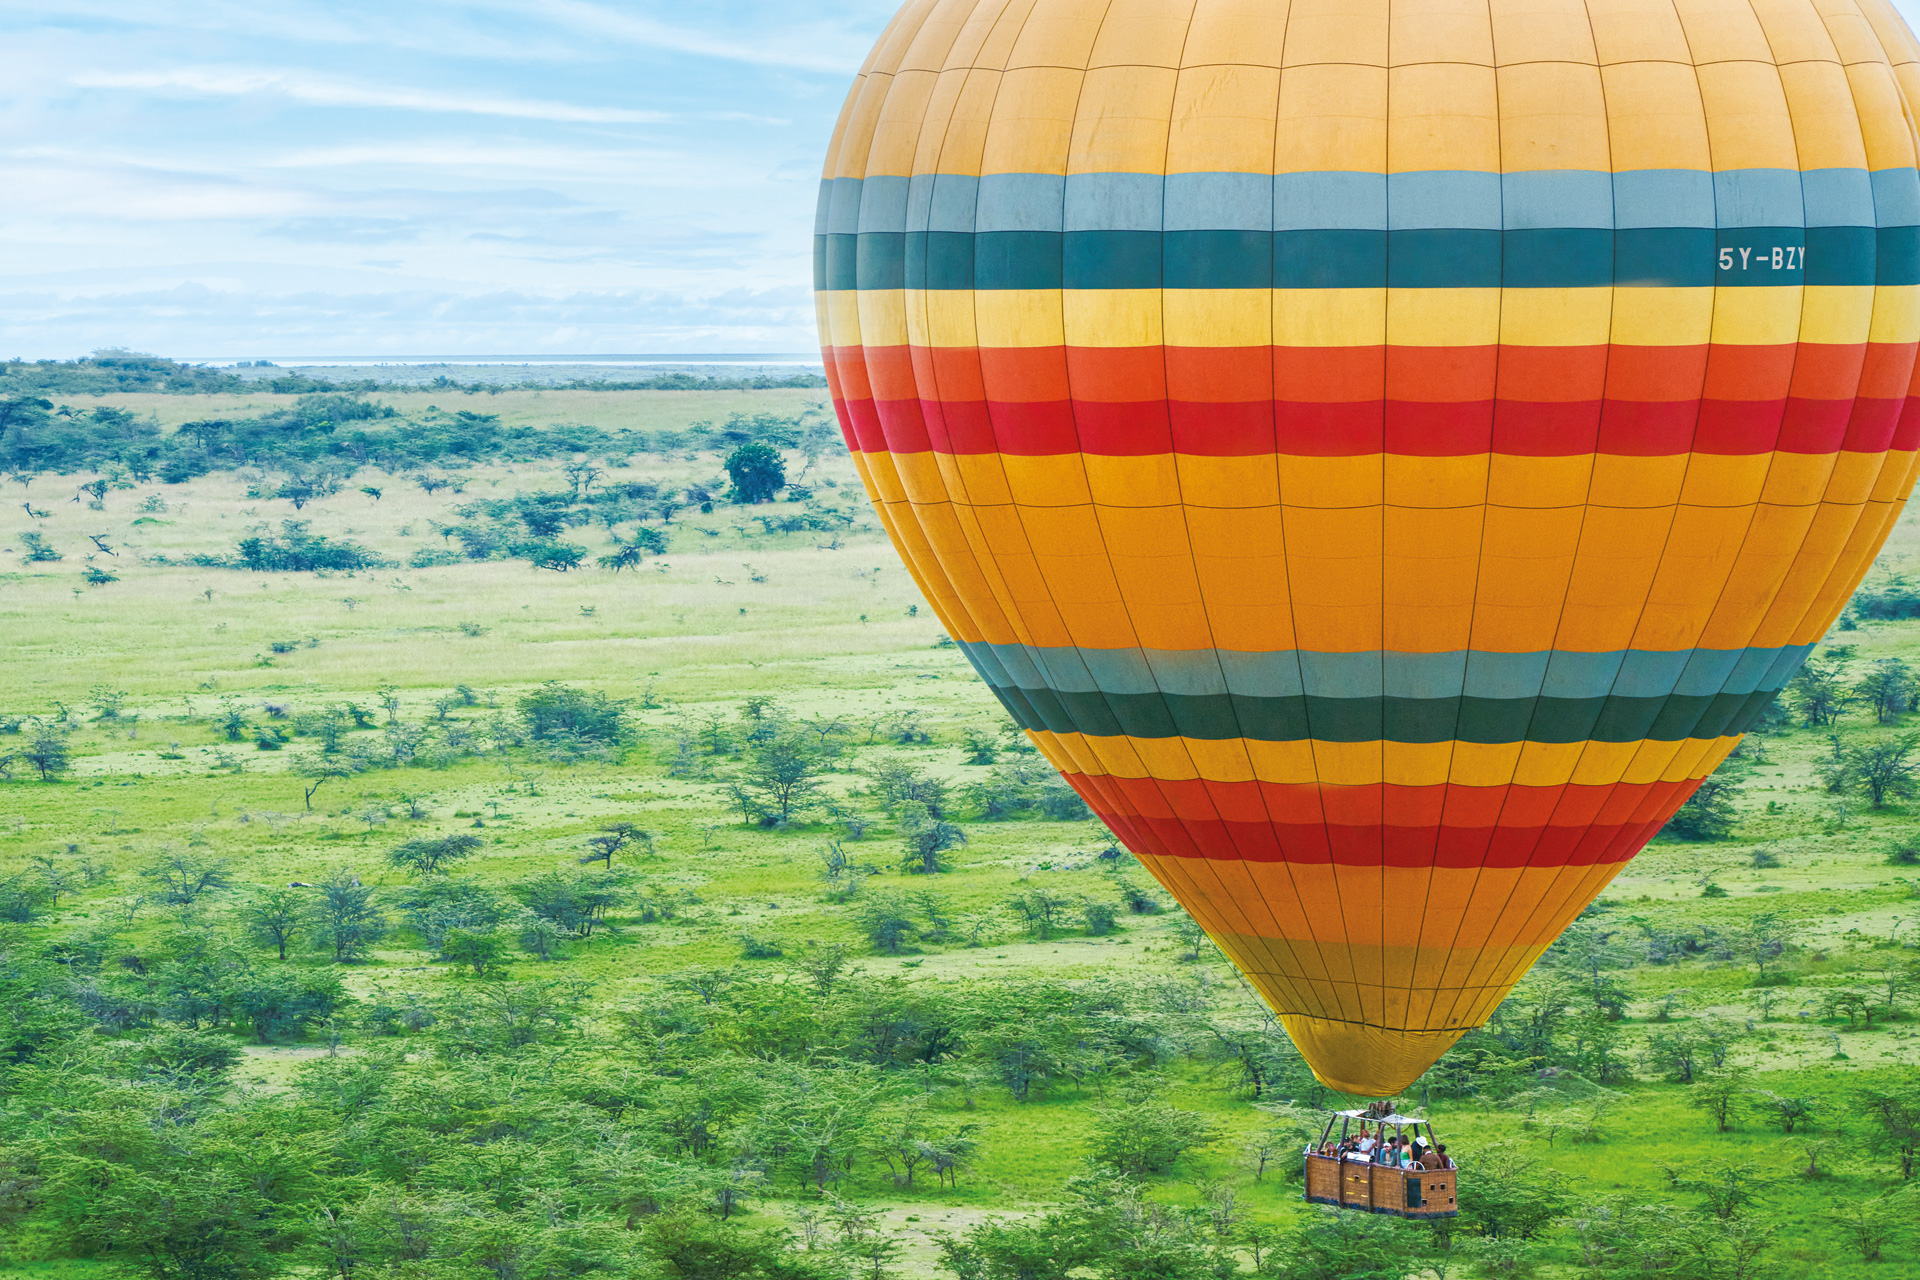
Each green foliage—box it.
[227,520,386,572]
[729,725,828,826]
[1822,732,1920,808]
[1088,1091,1220,1176]
[1789,656,1851,727]
[900,801,967,874]
[725,442,787,504]
[1855,657,1916,722]
[514,870,626,937]
[312,868,386,961]
[387,832,483,875]
[518,682,631,745]
[1662,771,1742,840]
[440,926,511,976]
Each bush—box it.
[1088,1096,1219,1175]
[229,521,386,572]
[1663,773,1740,841]
[738,931,785,959]
[518,682,630,744]
[724,442,786,504]
[387,834,483,876]
[409,547,465,568]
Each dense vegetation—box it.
[1,391,1916,1280]
[0,353,826,401]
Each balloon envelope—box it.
[815,0,1920,1095]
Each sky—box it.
[5,1,1920,361]
[0,0,899,359]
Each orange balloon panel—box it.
[817,0,1920,1096]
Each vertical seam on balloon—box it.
[856,50,1010,672]
[1036,0,1299,996]
[1430,0,1715,1040]
[925,0,1058,671]
[1240,19,1358,1032]
[1268,12,1368,1034]
[1141,1,1329,1028]
[1222,3,1362,1034]
[1656,13,1821,660]
[1483,3,1747,1020]
[983,1,1227,979]
[1663,17,1878,765]
[1774,6,1918,650]
[898,1,1035,664]
[1462,11,1639,1028]
[1413,0,1525,1051]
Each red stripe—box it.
[1065,773,1699,868]
[828,341,1916,458]
[843,394,1913,457]
[1097,812,1661,868]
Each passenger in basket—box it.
[1436,1144,1454,1169]
[1354,1126,1376,1157]
[1417,1145,1443,1171]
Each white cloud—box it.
[71,67,670,124]
[462,0,874,73]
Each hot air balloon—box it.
[814,0,1920,1097]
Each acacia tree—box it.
[244,887,306,961]
[1689,1069,1751,1132]
[1831,734,1920,809]
[21,727,70,781]
[723,443,786,504]
[313,869,386,961]
[1858,1089,1919,1179]
[900,802,966,874]
[1789,657,1851,726]
[581,823,651,868]
[1856,658,1916,723]
[387,834,482,876]
[729,729,824,825]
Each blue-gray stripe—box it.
[952,640,1813,702]
[816,167,1917,236]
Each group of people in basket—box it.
[1316,1124,1453,1171]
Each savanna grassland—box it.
[0,367,1917,1280]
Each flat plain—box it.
[1,382,1916,1280]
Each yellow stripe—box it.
[1032,729,1740,788]
[884,449,1873,512]
[823,287,1913,348]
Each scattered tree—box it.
[386,833,483,876]
[313,868,386,961]
[724,443,787,504]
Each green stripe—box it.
[995,688,1777,744]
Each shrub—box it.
[518,682,630,744]
[1088,1096,1219,1175]
[738,931,784,959]
[230,521,385,572]
[724,442,786,504]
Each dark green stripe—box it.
[993,689,1776,745]
[815,225,1913,292]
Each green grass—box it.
[3,390,1919,1278]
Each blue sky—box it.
[0,0,899,359]
[4,1,1920,360]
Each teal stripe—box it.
[820,167,1913,236]
[954,641,1811,701]
[985,685,1781,745]
[961,641,1809,746]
